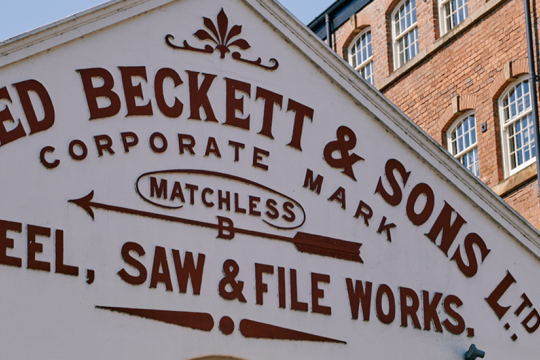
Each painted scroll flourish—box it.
[165,8,279,71]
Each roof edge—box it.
[0,0,171,67]
[252,0,540,257]
[0,0,118,46]
[307,0,349,28]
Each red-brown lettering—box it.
[485,271,516,319]
[377,216,396,242]
[425,202,467,256]
[423,291,443,332]
[286,99,313,151]
[375,159,410,206]
[311,272,331,315]
[155,68,183,118]
[69,139,88,160]
[150,177,167,200]
[451,232,490,277]
[205,137,221,157]
[149,246,173,291]
[55,230,79,276]
[27,224,50,272]
[346,278,372,320]
[255,263,274,305]
[290,268,308,312]
[282,201,296,222]
[405,183,434,226]
[149,132,168,153]
[40,146,60,169]
[522,309,540,333]
[0,220,22,267]
[354,201,373,226]
[187,71,217,122]
[172,250,205,295]
[328,186,346,209]
[119,66,153,116]
[225,78,251,130]
[178,133,196,155]
[13,79,55,135]
[234,193,246,214]
[256,87,283,139]
[0,87,26,146]
[253,147,269,170]
[228,140,245,161]
[442,294,466,335]
[118,242,147,285]
[376,284,395,324]
[94,134,115,156]
[218,190,231,211]
[201,188,214,207]
[121,132,139,152]
[170,181,185,202]
[78,68,121,120]
[515,293,533,316]
[278,266,286,308]
[265,199,279,219]
[249,196,261,216]
[303,169,324,195]
[399,287,421,329]
[185,184,199,205]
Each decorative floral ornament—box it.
[165,8,279,71]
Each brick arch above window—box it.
[384,0,404,15]
[439,95,478,141]
[490,59,530,100]
[341,13,372,59]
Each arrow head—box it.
[69,191,95,220]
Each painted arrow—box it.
[96,305,346,343]
[70,191,362,263]
[96,306,214,331]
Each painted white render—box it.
[0,0,539,359]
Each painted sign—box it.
[1,0,540,359]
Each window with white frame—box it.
[392,0,419,70]
[499,76,536,176]
[439,0,469,35]
[348,28,374,85]
[447,112,479,177]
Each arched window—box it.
[348,28,373,84]
[391,0,419,70]
[499,76,536,176]
[439,0,469,35]
[447,112,479,177]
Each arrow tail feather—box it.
[293,232,362,263]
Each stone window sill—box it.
[492,162,538,197]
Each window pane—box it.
[394,0,418,67]
[448,114,479,176]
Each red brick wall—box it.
[504,180,540,229]
[330,0,540,228]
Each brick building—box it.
[309,0,540,228]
